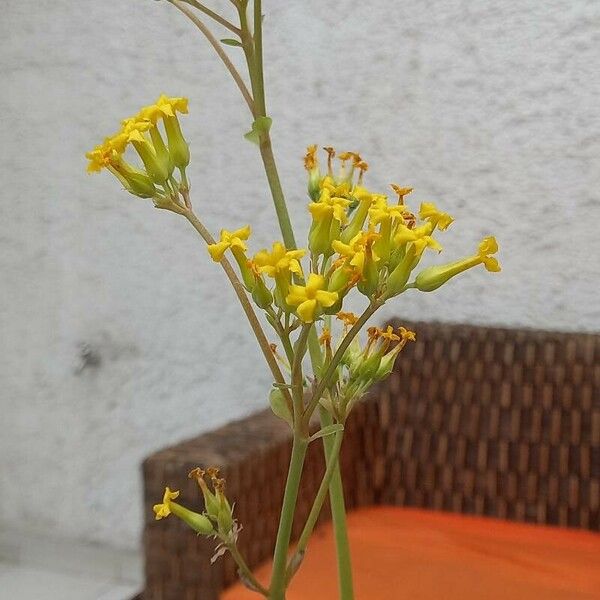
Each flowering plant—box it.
[87,2,500,599]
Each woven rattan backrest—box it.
[352,321,599,530]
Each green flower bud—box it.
[252,275,273,309]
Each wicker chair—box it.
[140,322,599,600]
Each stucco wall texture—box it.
[1,1,598,551]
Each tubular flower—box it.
[207,226,251,262]
[309,188,352,224]
[286,274,339,323]
[208,226,254,289]
[139,95,189,123]
[153,487,180,520]
[253,242,305,278]
[308,188,352,254]
[332,230,379,278]
[86,137,157,198]
[368,197,408,263]
[153,486,214,535]
[253,242,306,308]
[386,224,443,296]
[139,95,190,169]
[419,202,454,231]
[415,236,501,292]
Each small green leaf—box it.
[244,116,272,145]
[220,38,243,47]
[309,423,344,442]
[269,388,293,427]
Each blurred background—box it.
[1,0,598,597]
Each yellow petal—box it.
[315,290,338,308]
[207,242,229,262]
[297,299,317,322]
[286,285,307,306]
[479,236,498,255]
[231,225,251,240]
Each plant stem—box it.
[259,136,297,250]
[269,435,309,600]
[253,0,266,116]
[237,8,354,598]
[287,426,344,576]
[179,0,242,35]
[291,325,311,418]
[170,0,255,114]
[318,407,354,600]
[182,209,292,407]
[227,543,269,596]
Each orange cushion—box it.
[222,507,600,599]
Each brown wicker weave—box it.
[140,322,600,600]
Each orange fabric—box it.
[222,507,600,599]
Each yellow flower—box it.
[139,95,189,124]
[137,95,190,169]
[253,242,306,278]
[415,236,501,292]
[153,487,180,520]
[308,188,352,224]
[286,274,339,322]
[332,230,379,276]
[419,202,454,231]
[86,139,118,173]
[368,199,406,227]
[393,223,442,255]
[207,226,251,262]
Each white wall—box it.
[1,0,598,552]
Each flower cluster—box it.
[153,467,237,541]
[86,95,190,206]
[322,320,416,419]
[207,146,500,325]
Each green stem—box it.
[170,0,255,114]
[179,0,241,35]
[259,136,297,249]
[269,436,309,600]
[291,324,311,419]
[227,543,269,596]
[237,9,353,598]
[287,427,344,575]
[253,0,266,116]
[319,407,354,600]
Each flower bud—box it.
[251,275,273,309]
[415,237,500,292]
